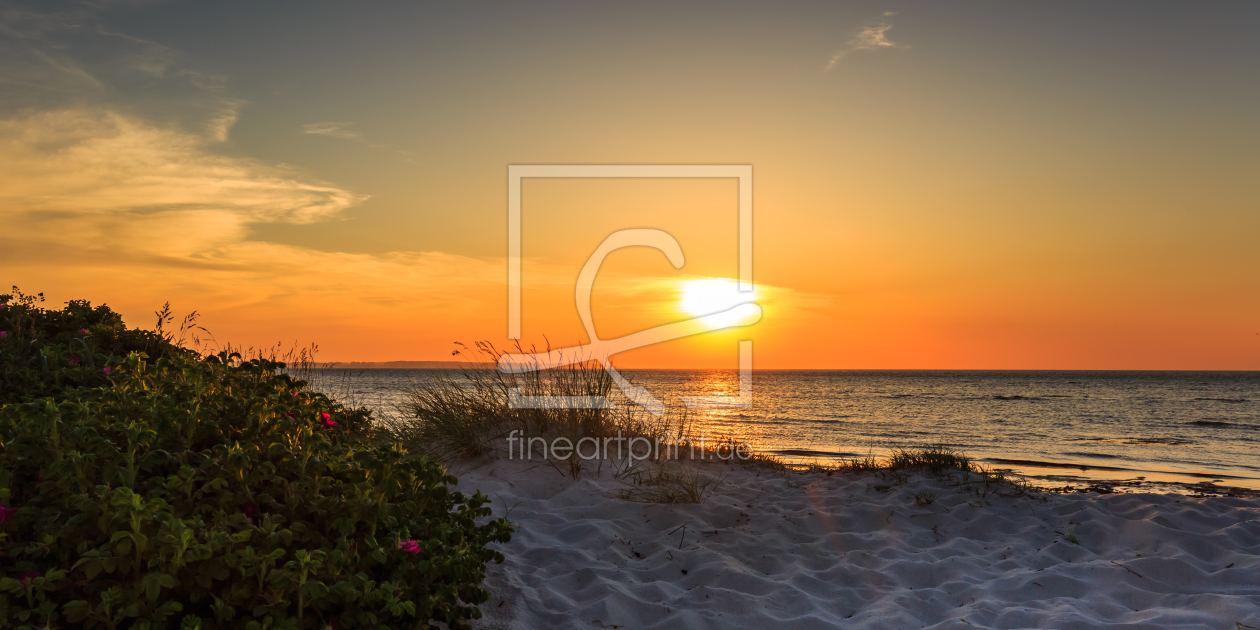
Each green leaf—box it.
[112,531,134,556]
[72,554,105,580]
[141,572,176,602]
[155,599,184,619]
[62,600,91,623]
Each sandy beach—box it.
[452,457,1260,629]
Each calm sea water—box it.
[304,369,1260,490]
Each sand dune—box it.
[451,457,1260,629]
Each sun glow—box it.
[679,278,756,317]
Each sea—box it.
[302,369,1260,492]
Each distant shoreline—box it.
[318,364,1259,372]
[322,361,495,369]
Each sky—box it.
[1,0,1257,369]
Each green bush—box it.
[0,288,183,405]
[0,291,512,629]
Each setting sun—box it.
[679,278,756,317]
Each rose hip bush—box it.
[0,288,178,406]
[0,292,512,629]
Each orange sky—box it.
[2,2,1258,369]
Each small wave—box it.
[983,457,1134,472]
[799,416,851,425]
[1189,420,1236,427]
[771,448,845,458]
[1193,397,1249,403]
[1123,437,1194,446]
[1064,452,1121,459]
[1178,471,1254,480]
[992,395,1039,401]
[1064,436,1195,446]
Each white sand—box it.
[450,456,1260,629]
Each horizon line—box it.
[319,361,1259,372]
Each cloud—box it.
[0,106,515,349]
[303,122,362,140]
[0,7,529,356]
[0,7,527,354]
[0,7,242,139]
[0,109,364,245]
[825,17,908,71]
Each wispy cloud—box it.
[0,109,367,256]
[1,7,245,140]
[825,13,908,71]
[0,106,513,347]
[302,122,361,140]
[0,6,520,354]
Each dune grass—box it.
[825,445,1044,499]
[725,444,1042,501]
[380,341,693,474]
[616,459,725,504]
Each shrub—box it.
[0,291,512,629]
[0,288,186,406]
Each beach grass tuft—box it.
[913,491,939,506]
[617,460,724,504]
[384,340,691,474]
[755,445,1048,501]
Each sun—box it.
[679,278,755,317]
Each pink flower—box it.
[398,540,421,554]
[69,355,81,365]
[0,331,7,338]
[103,367,112,375]
[18,570,41,585]
[0,505,18,524]
[321,412,337,427]
[79,328,88,334]
[242,500,259,519]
